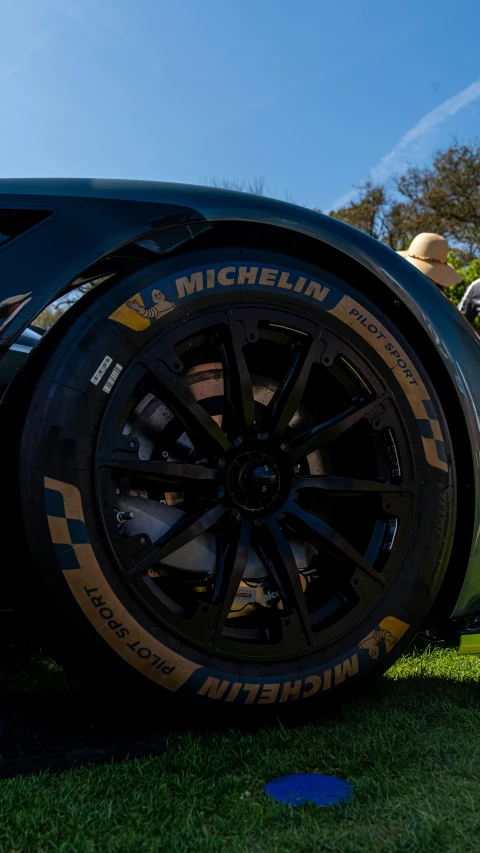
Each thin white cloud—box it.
[332,77,480,209]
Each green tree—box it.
[328,181,386,240]
[329,140,480,259]
[396,141,480,257]
[328,181,422,251]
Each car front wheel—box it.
[19,248,455,710]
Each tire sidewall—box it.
[19,249,455,709]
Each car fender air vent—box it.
[0,209,52,248]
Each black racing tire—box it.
[19,248,456,712]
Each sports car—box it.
[1,178,479,711]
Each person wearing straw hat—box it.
[397,232,463,290]
[458,277,480,326]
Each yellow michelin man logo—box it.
[109,288,176,331]
[126,289,175,320]
[358,629,397,659]
[358,616,409,659]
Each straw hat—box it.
[397,233,462,287]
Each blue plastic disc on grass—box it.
[265,773,353,807]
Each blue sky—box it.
[2,0,479,211]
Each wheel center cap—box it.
[226,451,280,512]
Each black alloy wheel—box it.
[96,306,412,661]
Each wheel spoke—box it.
[286,393,388,463]
[221,320,255,438]
[293,474,413,494]
[100,458,220,482]
[382,495,412,524]
[284,502,385,587]
[261,335,319,440]
[263,519,315,647]
[128,503,228,577]
[142,359,233,457]
[95,305,418,660]
[211,518,251,641]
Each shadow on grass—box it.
[0,631,478,743]
[0,636,171,776]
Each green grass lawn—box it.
[0,645,479,853]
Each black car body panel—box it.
[1,178,479,621]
